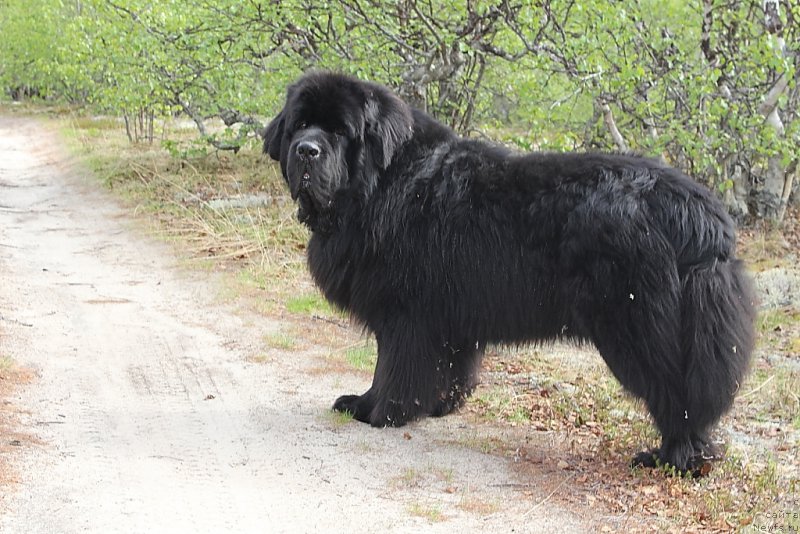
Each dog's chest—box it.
[306,230,368,310]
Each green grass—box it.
[434,467,455,484]
[696,448,796,527]
[398,468,419,486]
[471,385,525,421]
[757,307,800,335]
[344,341,377,372]
[263,332,297,350]
[756,307,800,356]
[740,367,800,424]
[323,409,354,427]
[0,356,14,373]
[285,292,336,316]
[407,503,446,522]
[248,353,272,364]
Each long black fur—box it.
[263,72,756,475]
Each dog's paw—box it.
[370,402,411,428]
[332,393,373,423]
[335,394,424,428]
[631,448,716,478]
[631,449,661,469]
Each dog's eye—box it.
[334,128,347,137]
[295,121,307,130]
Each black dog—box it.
[264,72,756,475]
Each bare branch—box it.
[177,98,263,154]
[599,98,629,152]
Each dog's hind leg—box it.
[562,207,737,474]
[635,257,755,474]
[571,246,703,473]
[430,340,485,417]
[587,295,708,474]
[586,256,755,475]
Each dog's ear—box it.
[263,109,285,161]
[364,86,413,170]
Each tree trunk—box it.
[754,0,791,222]
[123,113,133,143]
[722,158,749,222]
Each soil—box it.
[0,117,595,532]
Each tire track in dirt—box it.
[0,117,587,533]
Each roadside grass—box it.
[323,409,355,428]
[466,342,799,531]
[407,503,447,523]
[457,494,499,516]
[59,113,309,298]
[391,466,501,521]
[342,340,378,372]
[263,331,298,351]
[307,338,378,377]
[738,222,798,273]
[247,352,273,364]
[740,366,800,424]
[394,467,421,488]
[285,292,337,317]
[0,355,15,373]
[53,113,800,532]
[756,307,800,355]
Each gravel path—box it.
[0,117,586,533]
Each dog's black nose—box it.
[296,141,320,159]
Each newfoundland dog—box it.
[263,71,755,475]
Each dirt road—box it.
[0,117,587,533]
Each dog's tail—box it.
[679,255,755,435]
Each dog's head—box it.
[263,72,413,231]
